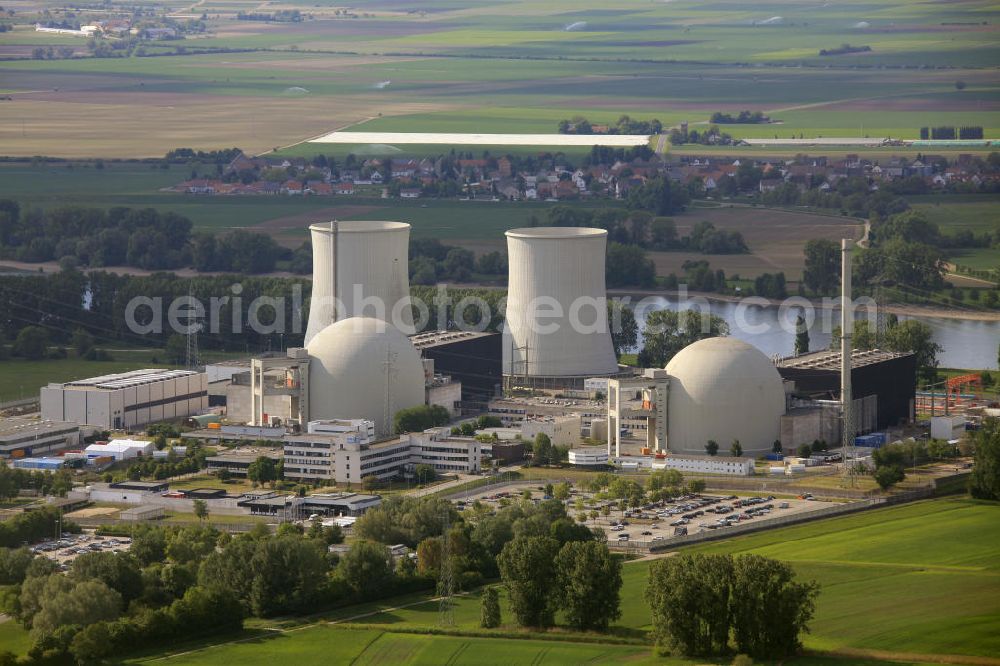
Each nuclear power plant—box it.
[503,227,620,384]
[187,219,917,483]
[304,220,414,346]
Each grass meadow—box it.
[0,1,997,158]
[106,496,1000,665]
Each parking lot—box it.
[456,483,841,546]
[30,532,132,571]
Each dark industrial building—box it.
[777,349,916,431]
[411,330,502,406]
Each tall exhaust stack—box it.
[841,238,855,482]
[503,227,619,379]
[304,221,414,346]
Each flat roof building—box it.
[777,349,916,432]
[41,369,208,430]
[410,331,502,406]
[0,418,81,459]
[11,457,66,471]
[85,439,154,461]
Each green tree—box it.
[553,482,571,501]
[533,433,553,466]
[336,540,393,599]
[29,579,122,648]
[193,499,208,522]
[70,328,95,357]
[968,418,1000,500]
[497,536,561,628]
[638,309,728,367]
[555,540,622,631]
[646,554,733,656]
[608,300,638,356]
[797,443,812,458]
[705,440,719,456]
[71,551,143,604]
[802,239,839,295]
[13,325,49,360]
[874,464,905,490]
[413,464,436,484]
[480,585,501,628]
[729,555,819,659]
[772,440,783,455]
[730,440,743,457]
[393,404,450,434]
[247,456,278,486]
[164,333,186,365]
[606,242,656,288]
[794,315,810,355]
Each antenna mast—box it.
[439,509,454,626]
[382,344,397,437]
[841,239,856,487]
[330,220,339,325]
[185,284,200,369]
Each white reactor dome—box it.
[307,316,425,436]
[304,221,414,347]
[503,227,619,378]
[665,337,785,457]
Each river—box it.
[631,296,999,370]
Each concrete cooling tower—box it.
[307,316,425,437]
[503,227,619,378]
[304,221,414,346]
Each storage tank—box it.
[305,221,414,346]
[664,337,786,457]
[307,316,425,437]
[503,227,618,378]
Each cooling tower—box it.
[503,227,619,378]
[304,221,414,346]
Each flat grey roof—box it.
[0,418,79,439]
[777,349,912,371]
[55,369,201,391]
[409,330,497,348]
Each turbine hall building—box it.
[41,369,208,430]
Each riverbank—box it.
[2,260,997,323]
[603,287,1000,322]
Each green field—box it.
[0,354,178,403]
[127,626,675,666]
[911,197,1000,235]
[0,349,244,403]
[112,496,1000,665]
[0,1,997,158]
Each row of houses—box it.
[171,151,997,201]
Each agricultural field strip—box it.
[311,131,651,146]
[141,593,468,663]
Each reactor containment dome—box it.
[665,337,785,457]
[305,221,415,347]
[503,227,619,378]
[306,316,425,436]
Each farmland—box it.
[0,0,997,158]
[103,496,1000,665]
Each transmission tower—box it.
[438,509,454,626]
[185,286,201,369]
[381,344,398,437]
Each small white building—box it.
[930,416,965,442]
[652,454,754,477]
[308,419,376,438]
[521,415,580,448]
[85,439,153,461]
[568,448,609,466]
